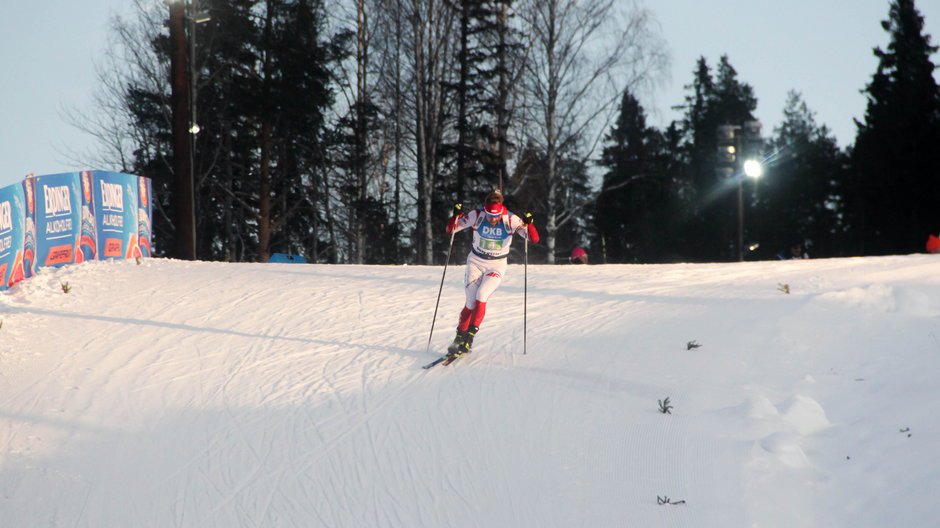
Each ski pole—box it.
[523,236,528,355]
[426,230,456,354]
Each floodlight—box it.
[743,159,763,178]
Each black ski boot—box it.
[447,328,469,355]
[456,325,478,356]
[441,326,478,366]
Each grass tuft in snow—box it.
[658,397,673,414]
[657,495,686,505]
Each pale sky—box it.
[646,0,940,146]
[2,0,939,188]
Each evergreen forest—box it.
[90,0,940,264]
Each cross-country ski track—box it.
[2,256,939,527]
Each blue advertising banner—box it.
[34,172,82,268]
[137,175,152,257]
[22,177,37,278]
[0,171,152,291]
[93,171,140,260]
[0,182,26,290]
[78,170,98,262]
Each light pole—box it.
[187,2,210,260]
[168,0,210,261]
[168,0,195,260]
[739,157,763,261]
[189,3,211,137]
[718,121,763,261]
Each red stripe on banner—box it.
[125,235,140,259]
[104,238,123,257]
[43,245,73,266]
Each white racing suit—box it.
[447,208,538,330]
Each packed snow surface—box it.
[2,255,938,527]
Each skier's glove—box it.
[522,212,534,225]
[453,203,463,216]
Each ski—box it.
[422,356,447,369]
[422,350,470,369]
[423,332,474,369]
[441,351,467,366]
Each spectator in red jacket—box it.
[570,247,588,264]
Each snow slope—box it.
[1,255,938,527]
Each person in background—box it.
[569,247,588,264]
[778,240,809,260]
[926,234,940,254]
[444,189,539,358]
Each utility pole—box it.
[169,0,196,260]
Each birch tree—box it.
[407,0,457,264]
[517,0,667,262]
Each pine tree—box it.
[676,55,759,261]
[596,90,676,263]
[711,56,759,261]
[849,0,940,255]
[756,91,847,259]
[121,0,347,262]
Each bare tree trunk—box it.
[258,119,274,262]
[354,0,368,264]
[256,0,276,263]
[542,0,560,263]
[324,174,339,263]
[375,0,407,263]
[412,5,432,264]
[392,3,404,264]
[368,0,411,263]
[455,1,470,202]
[495,2,512,190]
[409,0,455,264]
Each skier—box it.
[444,189,539,359]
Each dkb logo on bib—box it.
[480,225,506,238]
